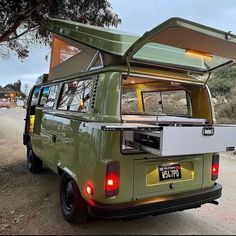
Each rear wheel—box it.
[27,148,43,173]
[60,172,89,224]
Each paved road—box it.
[0,109,236,235]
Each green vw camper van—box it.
[23,18,236,223]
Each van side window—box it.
[58,79,93,112]
[39,85,58,108]
[31,87,41,106]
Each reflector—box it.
[85,184,93,196]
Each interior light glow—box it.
[185,49,213,60]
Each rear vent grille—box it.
[91,76,99,110]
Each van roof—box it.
[49,18,140,56]
[49,18,236,73]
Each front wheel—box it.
[60,173,89,224]
[27,148,43,173]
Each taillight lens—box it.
[85,184,93,196]
[212,153,219,180]
[105,161,119,197]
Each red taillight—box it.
[212,163,219,176]
[105,161,119,197]
[212,153,219,180]
[106,174,119,191]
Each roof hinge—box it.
[202,71,212,88]
[82,50,104,72]
[124,56,131,80]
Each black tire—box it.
[60,172,89,224]
[27,148,43,173]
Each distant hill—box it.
[208,64,236,98]
[208,64,236,124]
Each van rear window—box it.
[142,90,190,116]
[122,88,191,117]
[58,79,93,112]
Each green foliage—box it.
[0,0,121,59]
[0,80,26,98]
[209,64,236,123]
[214,99,236,124]
[208,65,236,97]
[0,80,21,92]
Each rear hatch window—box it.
[122,80,192,117]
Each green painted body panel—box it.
[48,65,205,85]
[31,69,215,205]
[32,111,54,165]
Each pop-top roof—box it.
[49,18,138,56]
[49,17,236,73]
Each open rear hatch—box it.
[119,17,236,156]
[124,17,236,74]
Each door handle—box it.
[52,133,57,143]
[202,127,214,136]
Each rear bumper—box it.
[88,183,222,220]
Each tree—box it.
[4,79,22,91]
[208,64,236,124]
[208,64,236,97]
[0,0,121,59]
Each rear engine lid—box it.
[133,156,203,200]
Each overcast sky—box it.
[0,0,236,86]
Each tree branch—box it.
[2,13,9,28]
[0,20,22,42]
[8,27,39,42]
[0,1,46,43]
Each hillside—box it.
[208,64,236,124]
